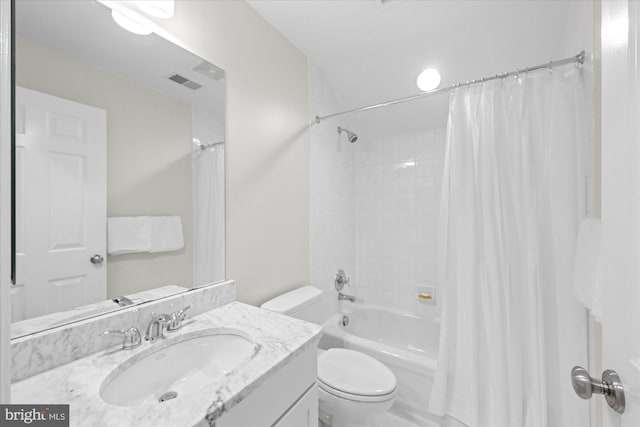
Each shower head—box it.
[337,126,358,143]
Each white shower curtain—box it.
[193,144,225,286]
[429,68,589,427]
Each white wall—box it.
[147,1,310,306]
[15,36,194,298]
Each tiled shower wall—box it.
[309,62,357,320]
[310,60,448,318]
[354,129,446,317]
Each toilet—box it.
[261,286,397,426]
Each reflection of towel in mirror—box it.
[572,218,602,322]
[150,216,184,253]
[107,216,151,255]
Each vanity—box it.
[10,281,322,427]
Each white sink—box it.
[100,330,255,407]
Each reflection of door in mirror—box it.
[12,87,106,322]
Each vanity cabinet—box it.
[273,384,317,427]
[216,344,318,427]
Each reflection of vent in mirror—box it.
[193,61,225,81]
[168,74,202,90]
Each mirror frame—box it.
[10,0,15,286]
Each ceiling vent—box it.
[168,74,202,90]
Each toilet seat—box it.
[317,348,396,403]
[318,380,395,403]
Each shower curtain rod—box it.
[314,50,585,124]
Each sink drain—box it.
[159,391,178,402]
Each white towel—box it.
[573,218,602,320]
[107,216,151,255]
[150,216,184,253]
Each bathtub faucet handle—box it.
[335,269,350,291]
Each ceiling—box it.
[247,0,590,135]
[15,0,225,115]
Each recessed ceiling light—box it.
[417,68,441,92]
[111,10,152,35]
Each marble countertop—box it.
[11,302,322,427]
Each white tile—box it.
[376,407,437,427]
[315,122,446,315]
[368,288,385,305]
[394,133,417,163]
[434,127,447,159]
[416,129,435,161]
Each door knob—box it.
[90,254,104,265]
[571,366,625,414]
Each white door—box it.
[600,0,640,425]
[11,87,107,321]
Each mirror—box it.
[11,0,225,337]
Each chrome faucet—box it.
[338,292,356,303]
[102,327,142,350]
[167,305,194,332]
[145,314,171,341]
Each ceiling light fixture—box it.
[417,68,441,92]
[134,0,175,19]
[111,9,153,36]
[111,9,152,35]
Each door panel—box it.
[601,0,640,425]
[13,87,107,321]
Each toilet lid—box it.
[318,348,396,397]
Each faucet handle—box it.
[335,269,350,291]
[102,327,142,350]
[167,304,194,332]
[149,313,171,325]
[149,312,171,324]
[177,304,193,318]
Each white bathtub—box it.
[319,304,442,424]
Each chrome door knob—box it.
[90,254,104,265]
[571,366,625,414]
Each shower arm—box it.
[314,50,586,124]
[198,141,224,151]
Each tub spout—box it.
[338,292,356,303]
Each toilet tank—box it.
[261,286,324,325]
